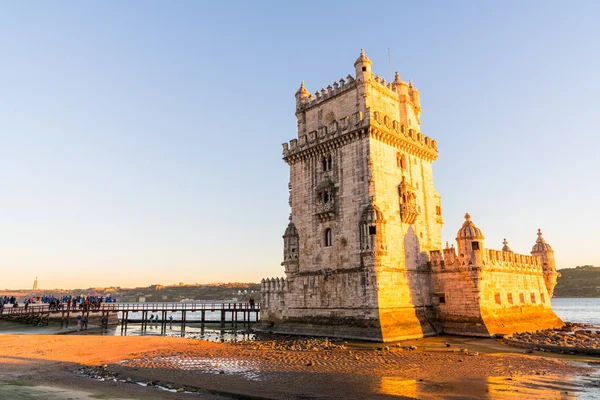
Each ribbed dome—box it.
[360,204,384,223]
[295,81,310,97]
[456,213,484,239]
[354,48,372,67]
[283,222,298,238]
[531,229,552,252]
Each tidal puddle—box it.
[0,381,132,400]
[120,355,263,381]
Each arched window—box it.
[359,205,384,252]
[322,158,328,171]
[327,156,333,170]
[324,228,333,247]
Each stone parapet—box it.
[282,111,368,162]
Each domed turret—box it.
[354,48,372,80]
[456,213,484,240]
[284,221,298,238]
[295,81,311,109]
[531,229,558,296]
[282,221,299,275]
[455,213,485,266]
[531,229,552,253]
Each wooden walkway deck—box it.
[0,302,261,333]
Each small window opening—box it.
[324,228,332,247]
[362,66,367,72]
[327,156,333,170]
[471,241,480,251]
[530,293,536,304]
[494,293,501,305]
[368,226,376,235]
[439,295,445,304]
[541,293,545,303]
[322,158,327,171]
[519,293,525,304]
[436,205,442,216]
[323,192,330,204]
[507,293,514,305]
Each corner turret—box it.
[295,81,312,110]
[408,80,421,110]
[354,48,372,81]
[531,229,559,296]
[456,213,485,266]
[282,220,300,276]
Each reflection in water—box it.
[98,323,256,343]
[378,377,418,398]
[376,375,600,399]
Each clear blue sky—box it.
[1,1,598,290]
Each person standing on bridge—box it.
[76,315,82,331]
[169,315,173,329]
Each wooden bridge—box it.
[0,302,261,333]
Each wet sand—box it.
[0,334,599,399]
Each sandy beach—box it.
[1,333,599,399]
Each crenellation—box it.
[260,50,562,342]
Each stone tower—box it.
[261,50,443,341]
[33,277,38,291]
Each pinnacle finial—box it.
[536,228,545,243]
[360,48,365,56]
[300,80,304,88]
[464,212,471,221]
[395,71,401,82]
[502,238,512,252]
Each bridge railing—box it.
[99,302,260,312]
[0,302,260,317]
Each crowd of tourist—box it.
[0,294,117,311]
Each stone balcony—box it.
[315,202,336,222]
[400,203,419,224]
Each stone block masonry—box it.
[256,50,562,342]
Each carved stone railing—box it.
[400,203,418,224]
[315,202,335,221]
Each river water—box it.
[552,297,600,325]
